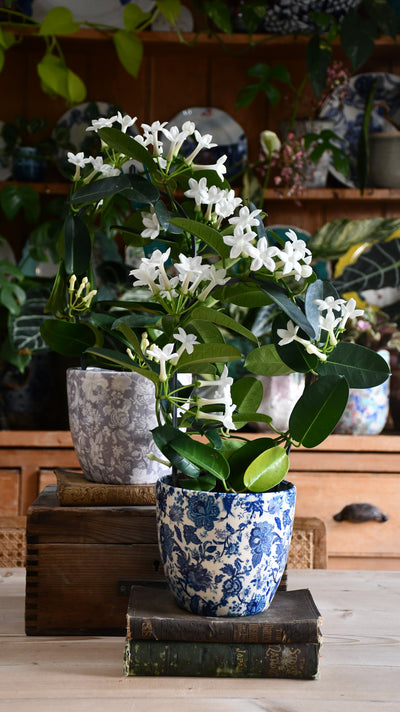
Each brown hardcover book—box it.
[126,585,322,645]
[55,469,156,506]
[123,639,320,679]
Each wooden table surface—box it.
[0,568,399,712]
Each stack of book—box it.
[124,585,322,679]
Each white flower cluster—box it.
[277,296,364,361]
[130,248,229,303]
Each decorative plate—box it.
[0,120,12,181]
[318,72,400,188]
[167,107,247,181]
[31,0,129,27]
[52,101,133,179]
[263,0,360,34]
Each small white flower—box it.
[229,205,262,233]
[277,320,299,346]
[223,226,258,260]
[99,163,120,177]
[184,176,209,206]
[339,297,364,330]
[214,189,242,220]
[171,327,200,364]
[141,207,161,240]
[314,295,346,313]
[141,121,168,154]
[116,111,137,134]
[67,151,87,168]
[193,154,227,181]
[175,254,205,294]
[130,263,159,294]
[148,343,178,382]
[319,311,341,346]
[86,116,117,132]
[184,130,217,164]
[197,265,229,301]
[250,237,278,272]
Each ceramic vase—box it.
[155,475,296,617]
[66,367,166,485]
[334,350,390,435]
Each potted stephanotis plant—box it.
[41,112,389,617]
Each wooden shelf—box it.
[264,188,400,201]
[0,181,70,194]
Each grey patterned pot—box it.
[156,475,296,617]
[67,367,167,485]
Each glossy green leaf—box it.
[98,127,157,173]
[39,7,80,35]
[152,425,230,481]
[40,319,99,357]
[231,376,263,413]
[63,214,92,276]
[66,68,87,104]
[289,375,349,448]
[259,282,316,340]
[191,319,225,345]
[170,217,230,258]
[113,30,143,79]
[214,281,272,308]
[190,305,258,343]
[176,342,241,372]
[316,342,390,388]
[178,475,217,491]
[243,445,289,492]
[0,185,40,223]
[71,173,159,206]
[245,343,294,377]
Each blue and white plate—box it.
[53,101,134,179]
[167,107,247,181]
[318,72,400,188]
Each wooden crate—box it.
[25,486,165,636]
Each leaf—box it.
[39,7,80,35]
[189,305,258,343]
[306,35,332,98]
[304,279,341,336]
[124,3,150,30]
[203,0,232,33]
[169,217,230,258]
[214,281,272,308]
[156,0,182,25]
[37,54,69,100]
[308,217,400,261]
[97,128,157,174]
[245,343,294,377]
[176,343,241,372]
[289,375,349,447]
[63,214,92,276]
[86,346,159,383]
[71,173,159,205]
[316,342,390,388]
[231,376,264,429]
[40,319,99,357]
[332,238,400,296]
[340,11,375,70]
[243,445,289,492]
[0,185,40,223]
[152,425,230,481]
[227,437,276,491]
[259,281,317,340]
[66,68,87,104]
[113,30,143,79]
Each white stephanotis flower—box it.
[193,154,227,181]
[116,111,137,134]
[319,310,341,347]
[129,262,159,294]
[184,176,210,206]
[99,163,120,177]
[277,320,327,361]
[171,327,200,364]
[175,254,206,294]
[147,343,178,382]
[314,295,346,314]
[250,237,279,272]
[67,151,89,180]
[223,226,258,260]
[214,189,242,220]
[339,297,364,330]
[184,130,217,164]
[229,205,262,233]
[141,206,161,240]
[86,116,118,132]
[197,264,229,301]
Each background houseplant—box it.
[40,111,390,615]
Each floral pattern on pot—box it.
[155,476,296,617]
[67,367,167,484]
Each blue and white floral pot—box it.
[155,476,296,617]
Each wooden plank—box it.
[0,470,19,515]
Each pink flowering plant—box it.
[41,112,389,493]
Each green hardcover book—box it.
[126,586,322,645]
[123,639,320,679]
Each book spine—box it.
[127,617,321,645]
[123,640,320,679]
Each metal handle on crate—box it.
[333,503,388,523]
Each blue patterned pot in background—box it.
[335,349,390,435]
[155,476,296,617]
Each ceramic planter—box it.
[155,475,296,617]
[334,350,390,435]
[67,367,166,485]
